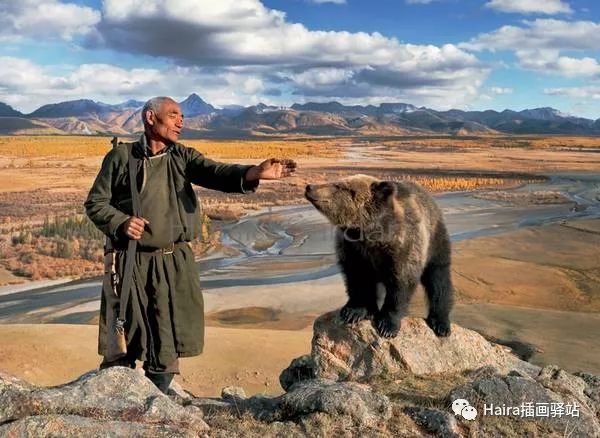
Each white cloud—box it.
[0,57,164,111]
[86,0,488,108]
[489,87,513,94]
[0,57,288,112]
[516,50,600,77]
[406,0,434,4]
[0,0,100,41]
[461,19,600,78]
[544,86,600,100]
[461,19,600,52]
[485,0,572,15]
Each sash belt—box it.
[118,241,190,255]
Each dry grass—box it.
[185,139,341,159]
[1,135,598,160]
[0,136,341,159]
[380,135,600,150]
[0,136,116,157]
[396,175,528,192]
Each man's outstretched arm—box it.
[184,147,296,192]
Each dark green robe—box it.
[85,134,258,368]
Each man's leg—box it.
[144,358,180,394]
[99,354,136,370]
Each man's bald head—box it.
[142,97,184,145]
[142,97,177,130]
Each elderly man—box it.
[85,96,296,392]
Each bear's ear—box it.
[370,181,396,200]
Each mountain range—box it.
[1,93,599,137]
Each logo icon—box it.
[451,399,478,420]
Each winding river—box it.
[0,172,599,324]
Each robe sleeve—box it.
[184,146,259,193]
[84,149,131,241]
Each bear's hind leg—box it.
[421,262,453,337]
[339,265,379,324]
[374,276,418,338]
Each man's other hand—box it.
[122,216,150,240]
[245,158,297,181]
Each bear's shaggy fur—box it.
[305,174,453,338]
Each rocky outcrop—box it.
[0,415,200,437]
[279,379,391,425]
[403,407,461,438]
[310,311,539,381]
[279,354,316,391]
[0,367,209,437]
[450,368,600,437]
[1,310,598,437]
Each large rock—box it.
[450,371,600,437]
[0,367,209,435]
[279,378,391,425]
[311,311,539,381]
[279,354,316,391]
[0,414,199,437]
[403,407,462,438]
[575,371,600,411]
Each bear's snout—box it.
[305,184,319,203]
[305,184,317,200]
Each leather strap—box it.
[117,143,141,328]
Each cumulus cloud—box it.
[461,19,600,78]
[82,0,488,108]
[516,50,600,77]
[484,0,572,15]
[461,19,600,52]
[489,87,513,94]
[0,0,100,41]
[0,57,285,112]
[544,86,600,100]
[0,57,163,111]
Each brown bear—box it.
[305,174,453,338]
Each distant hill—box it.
[29,99,114,118]
[179,93,216,117]
[0,117,64,135]
[0,102,22,117]
[2,95,598,137]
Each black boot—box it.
[146,372,174,394]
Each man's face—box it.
[147,99,184,144]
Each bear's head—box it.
[304,174,398,228]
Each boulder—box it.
[450,372,600,437]
[575,371,600,410]
[279,378,391,425]
[0,367,209,435]
[311,311,539,381]
[0,414,200,437]
[279,354,316,391]
[403,407,462,438]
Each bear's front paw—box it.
[374,315,401,338]
[339,305,370,324]
[426,315,451,337]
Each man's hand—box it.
[245,158,297,181]
[121,216,150,240]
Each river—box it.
[0,172,599,324]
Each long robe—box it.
[85,134,258,368]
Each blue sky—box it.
[1,0,599,118]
